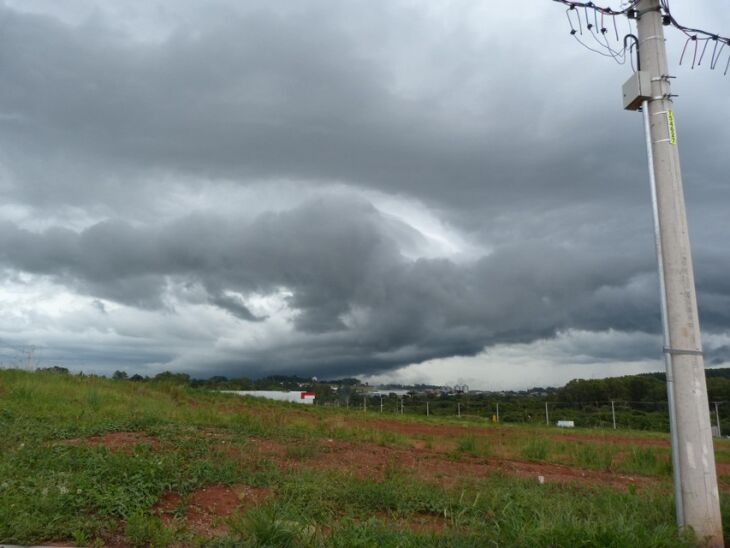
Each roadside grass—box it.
[0,369,725,546]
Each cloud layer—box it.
[0,0,728,384]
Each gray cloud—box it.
[1,194,728,378]
[0,2,676,214]
[0,1,728,381]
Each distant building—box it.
[221,390,316,405]
[369,389,411,397]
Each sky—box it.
[0,0,728,389]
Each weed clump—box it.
[571,443,614,471]
[125,512,175,547]
[521,438,550,461]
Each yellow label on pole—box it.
[667,110,677,145]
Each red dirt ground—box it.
[155,484,273,535]
[54,414,730,546]
[239,437,659,492]
[60,431,160,451]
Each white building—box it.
[221,390,316,405]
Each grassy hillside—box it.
[1,368,728,546]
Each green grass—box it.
[0,368,723,546]
[285,441,320,461]
[619,447,673,477]
[568,442,615,471]
[453,435,491,459]
[521,437,550,461]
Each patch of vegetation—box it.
[569,443,615,471]
[125,512,175,547]
[453,435,491,459]
[521,438,550,461]
[0,368,720,546]
[285,441,319,461]
[616,447,672,477]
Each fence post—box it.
[426,401,430,416]
[496,403,500,423]
[715,402,722,437]
[545,402,549,426]
[457,402,461,417]
[611,400,617,430]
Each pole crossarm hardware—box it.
[552,0,730,74]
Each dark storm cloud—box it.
[0,1,728,379]
[1,195,728,377]
[0,1,681,216]
[708,347,730,367]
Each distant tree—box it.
[38,366,69,375]
[129,374,145,382]
[708,377,730,402]
[627,376,652,402]
[231,377,253,390]
[340,378,361,386]
[312,382,333,399]
[153,371,191,385]
[112,370,128,380]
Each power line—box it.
[553,0,730,74]
[552,1,640,16]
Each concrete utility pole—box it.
[635,1,722,543]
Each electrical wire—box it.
[552,0,730,75]
[556,1,638,67]
[552,0,640,16]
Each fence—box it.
[319,395,727,435]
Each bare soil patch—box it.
[252,438,660,492]
[229,433,730,495]
[60,431,160,451]
[155,484,273,535]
